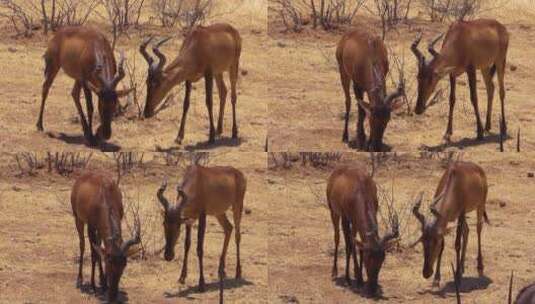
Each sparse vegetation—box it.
[9,152,92,177]
[151,0,214,31]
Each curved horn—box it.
[111,50,126,88]
[121,217,141,254]
[428,33,444,58]
[157,180,170,211]
[140,36,155,67]
[176,185,188,208]
[153,37,172,72]
[412,192,426,227]
[430,205,442,219]
[411,33,425,66]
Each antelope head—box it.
[411,191,446,279]
[355,211,400,295]
[359,65,405,152]
[140,36,173,118]
[88,50,133,140]
[157,180,189,261]
[411,33,453,115]
[90,210,141,302]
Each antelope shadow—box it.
[46,132,121,152]
[155,136,244,152]
[348,140,393,152]
[164,277,254,299]
[79,282,129,303]
[419,275,493,298]
[420,132,511,152]
[333,277,389,300]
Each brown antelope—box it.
[336,29,405,152]
[71,171,140,302]
[38,26,133,146]
[509,272,535,304]
[411,19,509,142]
[156,165,246,291]
[327,166,399,295]
[140,23,242,144]
[412,161,488,287]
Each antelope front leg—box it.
[460,216,469,277]
[217,214,233,280]
[341,218,351,286]
[197,213,207,292]
[477,211,485,276]
[204,71,216,143]
[71,81,93,144]
[467,67,484,140]
[75,219,85,288]
[444,74,456,142]
[353,84,366,149]
[178,225,192,284]
[176,81,192,145]
[330,211,340,279]
[433,239,445,287]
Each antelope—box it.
[71,171,140,302]
[327,166,399,295]
[412,161,489,287]
[509,272,535,304]
[140,23,242,144]
[156,165,246,291]
[336,29,405,152]
[37,26,133,146]
[411,19,509,142]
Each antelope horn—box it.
[111,50,126,88]
[176,186,188,208]
[153,37,172,72]
[411,33,425,66]
[430,206,442,219]
[140,36,155,67]
[121,217,141,254]
[428,33,444,58]
[157,180,170,211]
[412,192,426,227]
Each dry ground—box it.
[0,0,267,152]
[0,152,268,303]
[268,152,535,303]
[267,1,535,152]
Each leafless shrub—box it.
[419,151,461,167]
[123,189,162,259]
[151,0,213,31]
[268,152,295,169]
[366,0,413,40]
[388,47,412,114]
[273,0,365,32]
[187,152,210,166]
[369,152,400,177]
[0,0,40,37]
[99,0,145,49]
[422,0,483,22]
[0,0,98,37]
[116,52,144,118]
[9,152,92,177]
[42,0,99,34]
[113,152,144,184]
[162,151,184,166]
[10,152,44,176]
[45,152,93,176]
[299,152,343,168]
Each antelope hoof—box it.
[178,275,186,284]
[331,268,338,280]
[217,126,223,135]
[345,275,351,286]
[485,122,491,132]
[476,132,484,141]
[443,133,452,143]
[356,137,366,150]
[342,132,349,143]
[36,123,44,132]
[235,267,242,280]
[356,278,364,288]
[175,136,183,145]
[232,128,238,139]
[198,282,206,292]
[432,279,440,288]
[76,277,83,288]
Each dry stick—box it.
[508,270,514,304]
[517,128,520,152]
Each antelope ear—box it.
[90,242,106,260]
[116,88,135,98]
[357,100,372,116]
[86,82,101,95]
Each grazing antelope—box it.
[412,161,488,287]
[336,29,405,152]
[38,26,133,145]
[509,272,535,304]
[156,165,246,291]
[327,166,399,295]
[71,171,140,302]
[140,23,242,144]
[411,19,509,142]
